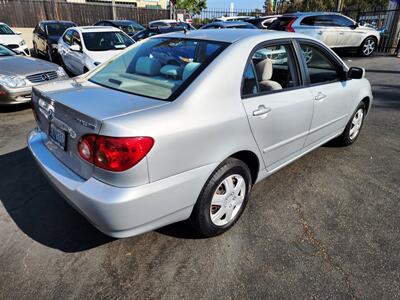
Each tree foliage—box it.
[174,0,207,15]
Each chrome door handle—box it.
[314,92,327,101]
[253,105,272,117]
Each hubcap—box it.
[349,108,364,140]
[363,39,375,56]
[210,174,246,226]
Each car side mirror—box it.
[350,23,359,29]
[70,44,81,52]
[348,67,365,79]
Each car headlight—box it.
[56,67,67,78]
[0,74,26,88]
[19,40,26,46]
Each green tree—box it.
[174,0,207,15]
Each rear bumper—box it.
[27,129,217,238]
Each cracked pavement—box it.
[0,55,399,299]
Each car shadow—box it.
[0,102,30,113]
[156,221,207,240]
[0,148,114,252]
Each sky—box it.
[206,0,264,9]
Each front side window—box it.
[0,24,14,35]
[63,29,73,45]
[299,43,340,84]
[242,43,298,96]
[89,38,228,100]
[83,31,133,51]
[332,15,355,27]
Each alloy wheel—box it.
[349,108,364,140]
[363,39,375,56]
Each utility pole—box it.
[335,0,342,12]
[112,0,117,20]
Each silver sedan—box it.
[28,30,373,238]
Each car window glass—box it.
[311,15,335,27]
[332,15,354,27]
[63,29,73,45]
[72,31,82,47]
[299,43,340,84]
[242,63,258,96]
[300,16,315,26]
[0,24,14,35]
[82,31,133,51]
[89,38,227,101]
[252,44,297,91]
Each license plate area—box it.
[49,123,67,150]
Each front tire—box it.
[335,102,366,146]
[359,37,377,57]
[190,158,252,237]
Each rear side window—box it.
[242,43,298,97]
[299,43,340,84]
[89,38,228,101]
[300,15,335,27]
[269,17,296,31]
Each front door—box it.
[297,41,352,148]
[242,42,314,171]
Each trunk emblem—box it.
[74,117,97,130]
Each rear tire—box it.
[190,158,252,237]
[335,102,366,146]
[359,37,377,57]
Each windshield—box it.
[120,23,145,34]
[83,31,134,51]
[46,23,74,36]
[0,45,15,56]
[0,24,14,35]
[89,38,228,100]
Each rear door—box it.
[297,40,352,147]
[296,15,339,47]
[242,41,314,171]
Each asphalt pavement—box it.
[0,55,399,299]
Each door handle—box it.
[314,92,327,101]
[253,105,272,117]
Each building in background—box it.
[66,0,169,9]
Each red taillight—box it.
[287,18,296,32]
[78,135,154,172]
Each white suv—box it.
[270,12,381,56]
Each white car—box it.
[214,16,254,22]
[58,26,134,75]
[0,22,30,55]
[270,12,381,56]
[148,19,196,30]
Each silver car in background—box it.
[270,12,381,56]
[0,44,68,105]
[28,30,372,238]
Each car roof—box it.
[207,21,253,27]
[102,20,139,24]
[74,26,122,33]
[149,19,178,24]
[156,28,309,43]
[40,20,76,24]
[282,11,344,17]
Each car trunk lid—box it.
[31,79,167,179]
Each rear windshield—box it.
[46,23,75,36]
[83,31,134,51]
[89,38,228,101]
[269,17,295,31]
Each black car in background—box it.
[244,15,282,29]
[33,20,77,61]
[93,20,145,37]
[131,26,185,42]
